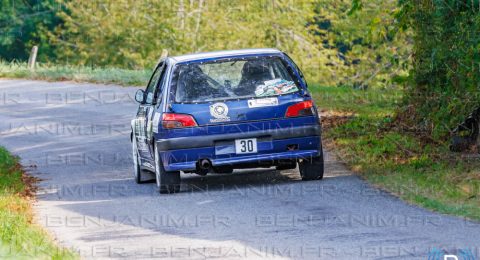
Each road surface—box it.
[0,79,479,259]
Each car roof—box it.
[169,48,283,64]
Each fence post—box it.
[154,49,169,69]
[27,46,38,70]
[160,49,168,59]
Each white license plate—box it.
[235,138,258,154]
[247,97,278,108]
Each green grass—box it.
[0,61,149,86]
[310,84,480,221]
[0,147,77,259]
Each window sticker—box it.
[255,79,298,97]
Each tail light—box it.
[162,113,197,129]
[285,100,314,117]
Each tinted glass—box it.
[173,56,299,103]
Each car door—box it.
[135,62,165,164]
[144,63,168,159]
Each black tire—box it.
[154,144,181,194]
[132,138,151,184]
[299,153,324,181]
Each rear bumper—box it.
[165,149,320,172]
[158,134,322,172]
[156,124,321,150]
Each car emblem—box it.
[209,102,230,122]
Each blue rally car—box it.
[131,48,324,193]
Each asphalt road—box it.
[1,79,479,260]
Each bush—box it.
[400,0,480,140]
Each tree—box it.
[0,0,63,62]
[311,0,411,89]
[398,0,480,140]
[349,0,480,140]
[49,0,346,83]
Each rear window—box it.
[171,56,300,103]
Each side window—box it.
[145,63,163,104]
[283,54,307,88]
[154,66,168,104]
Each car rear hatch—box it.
[166,55,315,126]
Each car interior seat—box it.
[236,60,272,96]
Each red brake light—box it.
[285,100,314,117]
[162,113,197,129]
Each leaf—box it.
[348,0,363,16]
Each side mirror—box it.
[135,89,145,103]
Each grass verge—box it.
[0,146,77,259]
[310,85,480,221]
[0,61,149,86]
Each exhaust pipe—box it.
[199,159,211,170]
[196,159,211,176]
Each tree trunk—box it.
[192,0,204,52]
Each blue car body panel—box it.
[132,48,322,173]
[156,117,321,171]
[168,93,305,126]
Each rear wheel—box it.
[132,137,150,184]
[154,143,180,194]
[299,153,324,181]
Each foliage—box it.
[0,0,63,62]
[398,0,480,140]
[47,0,340,84]
[312,85,480,220]
[0,0,408,88]
[311,0,412,89]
